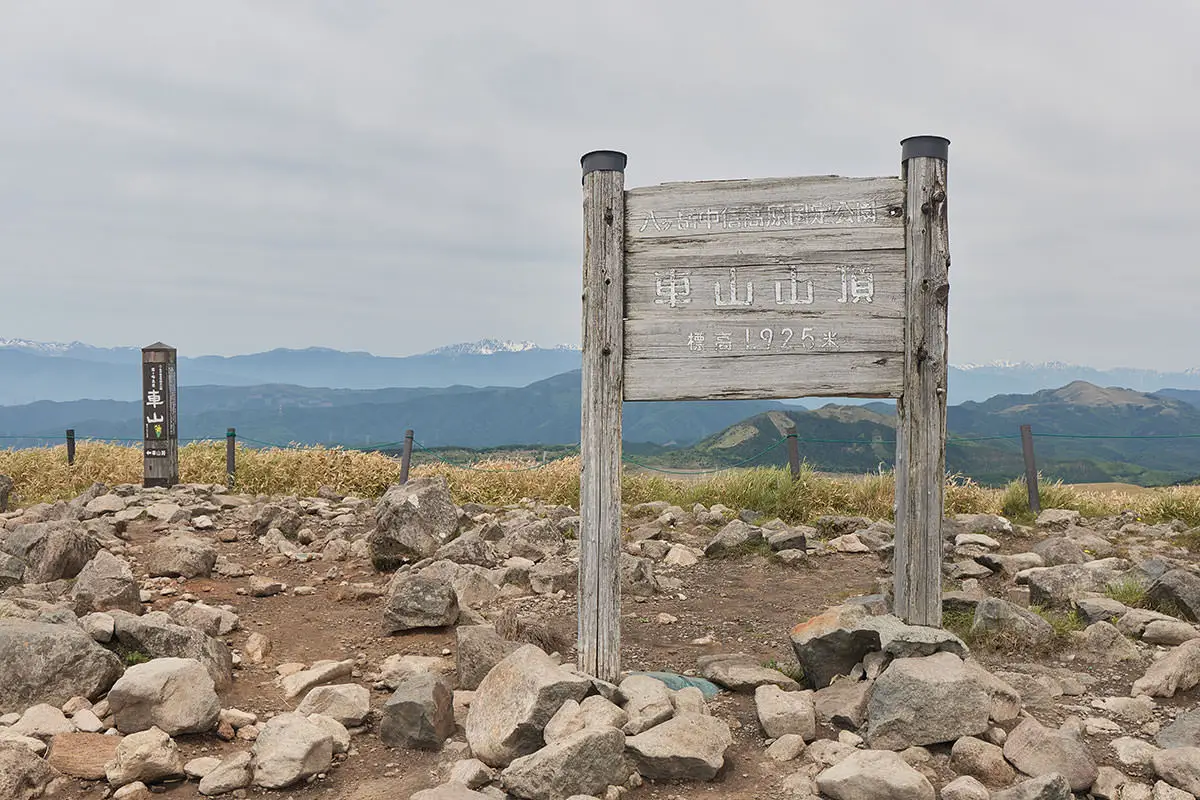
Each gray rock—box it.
[1032,537,1088,566]
[703,519,762,557]
[376,654,453,690]
[448,758,495,789]
[1036,509,1080,530]
[941,776,991,800]
[411,785,493,800]
[529,557,577,595]
[1132,639,1200,698]
[1120,608,1180,638]
[1070,620,1142,664]
[950,735,1017,787]
[70,550,141,615]
[10,703,73,738]
[198,751,252,796]
[866,651,991,749]
[383,573,460,633]
[1147,570,1200,622]
[251,713,334,789]
[698,652,801,692]
[0,520,100,583]
[435,533,497,568]
[84,494,128,517]
[754,684,816,741]
[1020,560,1132,609]
[1075,597,1128,625]
[1151,747,1200,796]
[1002,717,1098,792]
[618,674,674,735]
[106,657,220,736]
[465,645,592,768]
[991,774,1072,800]
[1157,709,1200,749]
[620,553,659,597]
[166,601,239,637]
[500,727,631,800]
[814,515,873,538]
[765,733,806,762]
[296,684,371,727]
[108,610,234,690]
[278,659,355,700]
[815,748,935,800]
[814,678,872,730]
[105,726,184,788]
[0,553,25,591]
[369,476,460,570]
[1152,779,1193,800]
[768,526,812,552]
[624,714,732,782]
[144,534,217,578]
[789,604,885,689]
[380,672,455,750]
[0,620,124,714]
[1143,620,1200,646]
[977,552,1045,577]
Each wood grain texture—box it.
[626,175,904,241]
[578,164,625,683]
[892,153,950,628]
[624,351,902,402]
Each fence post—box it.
[226,428,236,489]
[1020,424,1040,514]
[783,421,801,480]
[66,429,76,466]
[399,429,414,484]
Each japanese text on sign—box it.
[652,266,876,310]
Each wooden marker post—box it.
[579,150,627,683]
[784,421,801,480]
[226,428,237,489]
[893,136,951,627]
[1020,424,1040,514]
[399,429,415,484]
[142,342,179,488]
[66,429,76,466]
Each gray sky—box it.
[2,1,1197,370]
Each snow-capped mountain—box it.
[424,339,580,356]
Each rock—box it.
[0,474,11,513]
[755,684,816,741]
[1151,748,1200,795]
[1036,509,1080,530]
[1002,717,1098,792]
[663,545,699,567]
[251,713,334,789]
[144,534,217,578]
[768,527,811,551]
[0,740,61,800]
[703,519,762,557]
[10,704,73,738]
[580,695,629,731]
[1075,597,1129,625]
[436,533,497,568]
[376,654,453,690]
[500,728,631,800]
[543,700,585,744]
[47,731,120,780]
[1071,621,1143,664]
[789,604,883,689]
[0,520,100,583]
[1120,609,1180,638]
[80,611,116,642]
[449,758,495,789]
[369,476,460,570]
[972,597,1056,646]
[698,652,801,692]
[1112,736,1160,770]
[618,675,674,735]
[146,502,188,523]
[411,785,493,800]
[1152,779,1194,800]
[829,533,872,553]
[185,756,222,778]
[991,774,1073,800]
[383,573,460,633]
[167,601,239,637]
[1021,560,1131,609]
[941,776,991,800]
[765,733,806,762]
[815,515,873,538]
[306,714,350,755]
[951,735,1017,787]
[1132,639,1200,698]
[0,620,124,714]
[530,557,577,595]
[244,632,272,664]
[1091,766,1134,800]
[815,748,935,800]
[278,659,355,700]
[105,726,183,788]
[198,751,253,796]
[1157,710,1200,749]
[624,714,732,782]
[814,677,872,730]
[70,550,141,615]
[465,645,592,768]
[380,672,455,751]
[296,684,370,727]
[108,610,234,691]
[1147,570,1200,622]
[865,651,991,749]
[1143,620,1200,646]
[248,576,284,597]
[1032,537,1088,565]
[960,660,1024,724]
[107,657,220,735]
[0,552,24,591]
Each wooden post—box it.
[66,429,76,466]
[141,342,179,488]
[399,429,414,484]
[578,149,626,683]
[784,421,801,480]
[893,135,950,628]
[226,428,236,489]
[1020,424,1040,514]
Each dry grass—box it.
[3,442,1200,527]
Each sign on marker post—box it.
[578,138,951,682]
[142,342,179,489]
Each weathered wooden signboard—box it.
[142,341,179,488]
[578,138,950,682]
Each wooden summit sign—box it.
[577,137,951,682]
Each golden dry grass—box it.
[2,442,1198,527]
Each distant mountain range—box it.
[2,336,1198,407]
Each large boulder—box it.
[465,645,592,768]
[0,740,61,800]
[624,714,733,782]
[382,573,460,633]
[144,534,217,578]
[500,727,631,800]
[1019,560,1131,609]
[251,713,334,789]
[1147,570,1200,622]
[379,672,455,750]
[0,520,100,582]
[70,550,141,615]
[865,652,992,750]
[456,625,522,691]
[105,726,184,788]
[107,657,221,735]
[815,748,935,800]
[0,552,25,590]
[1002,716,1098,792]
[369,477,460,571]
[0,620,124,714]
[107,610,234,690]
[1132,639,1200,698]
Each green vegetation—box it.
[763,659,806,684]
[1104,578,1150,608]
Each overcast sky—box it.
[2,2,1197,370]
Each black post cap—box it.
[901,136,950,162]
[581,150,628,179]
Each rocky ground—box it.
[1,475,1199,800]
